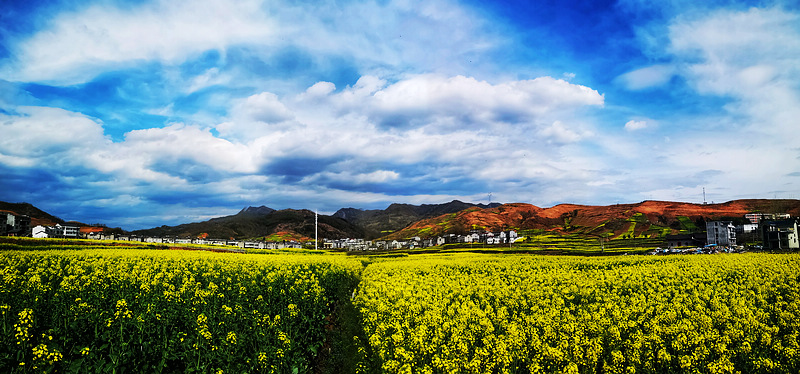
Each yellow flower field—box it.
[0,247,361,373]
[1,241,799,373]
[354,253,800,374]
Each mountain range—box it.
[383,199,800,240]
[130,200,498,240]
[3,199,800,241]
[332,200,501,238]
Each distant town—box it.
[2,208,798,253]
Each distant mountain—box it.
[132,206,364,240]
[382,199,800,240]
[238,205,276,215]
[333,200,501,239]
[7,199,800,243]
[0,201,64,227]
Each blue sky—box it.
[1,0,799,229]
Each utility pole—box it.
[315,210,318,250]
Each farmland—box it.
[1,238,799,373]
[0,241,361,373]
[356,254,800,373]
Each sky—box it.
[1,0,799,229]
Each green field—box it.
[1,238,798,373]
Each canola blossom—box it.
[2,243,799,373]
[0,248,361,373]
[355,253,800,373]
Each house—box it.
[2,211,31,236]
[242,241,266,249]
[746,213,791,224]
[761,219,799,250]
[79,226,105,239]
[746,213,770,224]
[706,221,736,246]
[59,224,79,238]
[665,233,707,248]
[31,224,78,238]
[508,230,518,242]
[32,225,50,238]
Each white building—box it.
[31,224,79,238]
[32,225,49,238]
[706,221,736,246]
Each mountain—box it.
[0,201,65,227]
[333,200,502,239]
[132,206,364,240]
[7,199,799,243]
[382,199,800,240]
[238,205,276,215]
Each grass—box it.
[677,216,699,232]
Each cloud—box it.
[668,7,800,101]
[118,123,256,175]
[0,106,110,163]
[2,0,503,86]
[371,75,603,127]
[237,92,294,123]
[616,64,675,90]
[624,120,648,131]
[3,0,273,85]
[540,121,584,143]
[607,5,800,203]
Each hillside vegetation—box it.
[382,199,800,240]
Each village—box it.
[3,207,799,253]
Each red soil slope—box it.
[384,199,800,240]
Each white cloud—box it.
[365,74,603,128]
[186,67,230,94]
[304,82,336,98]
[666,6,800,140]
[540,121,584,143]
[668,7,799,97]
[213,73,605,166]
[238,92,294,123]
[3,0,503,86]
[0,106,110,160]
[617,64,675,90]
[624,120,648,131]
[310,170,401,185]
[3,0,273,84]
[610,6,800,202]
[117,123,257,176]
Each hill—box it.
[333,200,501,239]
[132,206,364,240]
[382,199,800,240]
[0,201,65,227]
